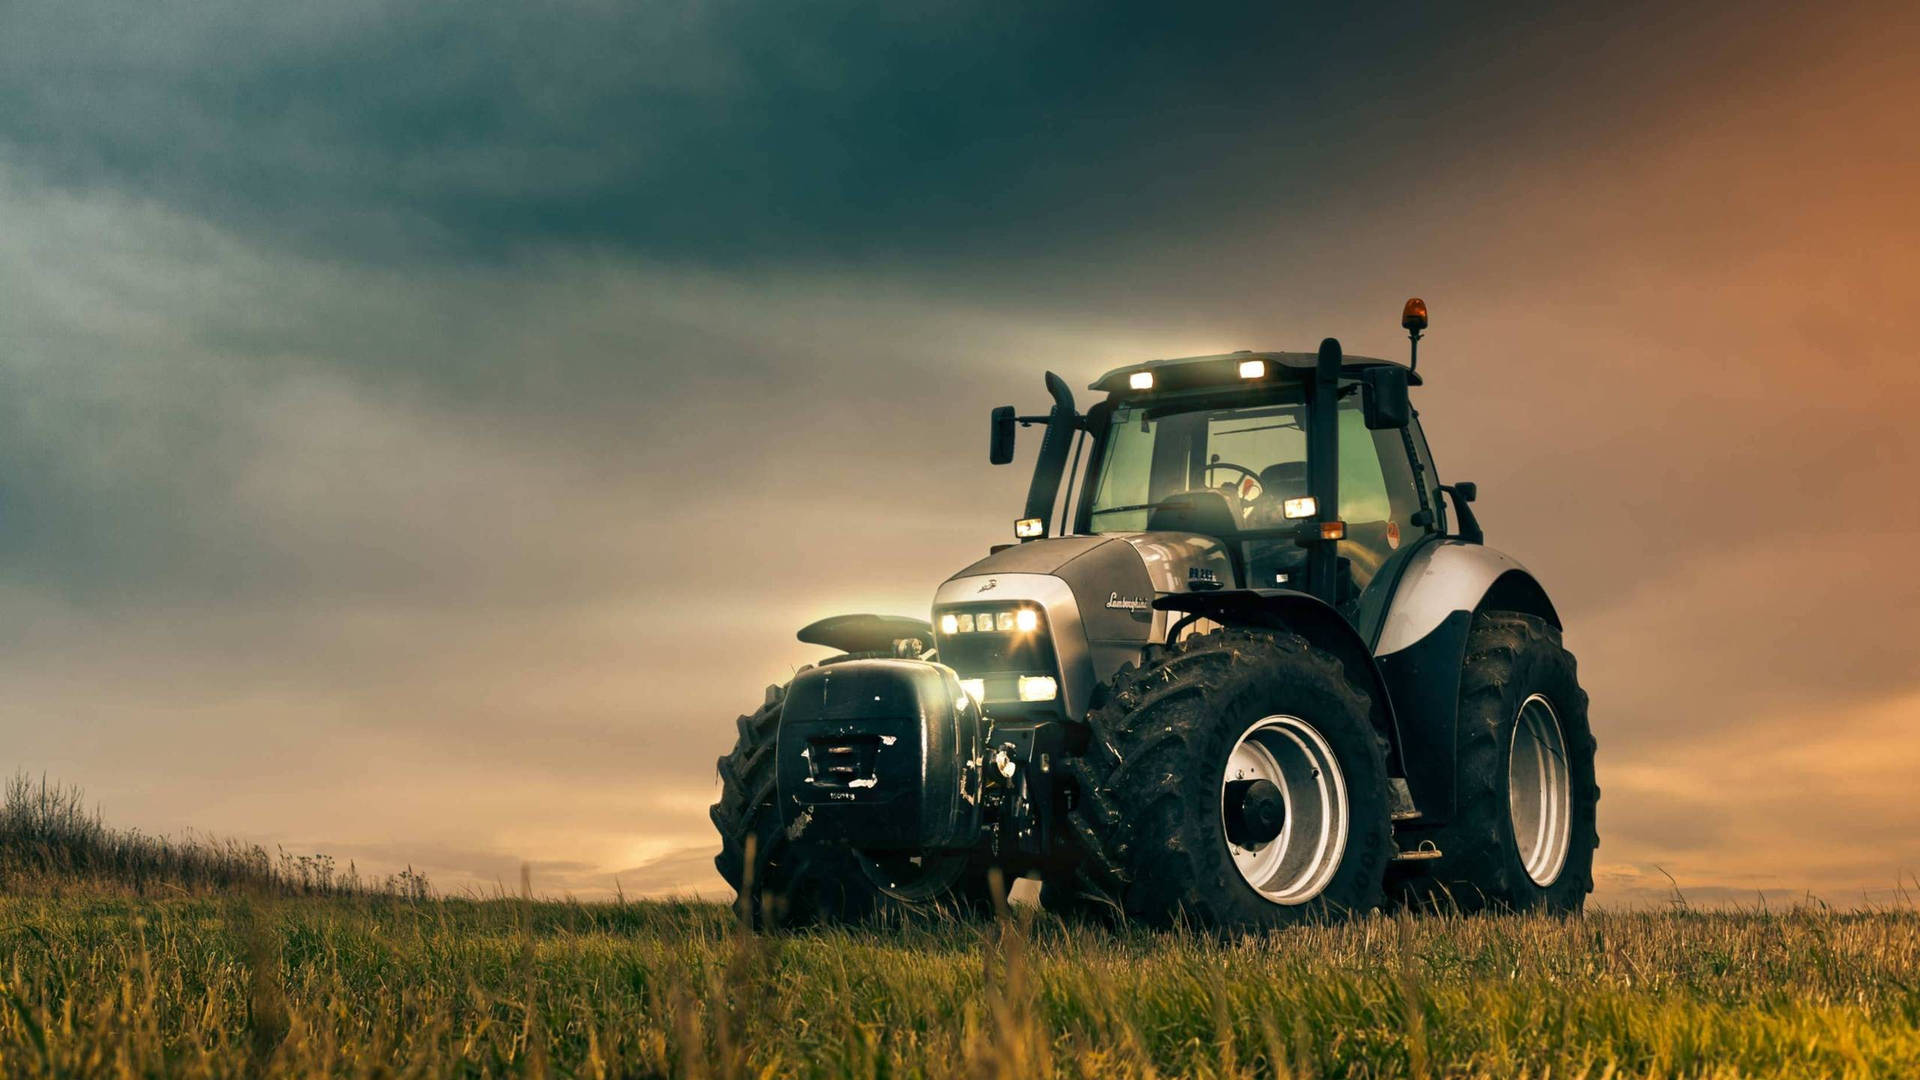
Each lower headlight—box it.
[1017,675,1058,702]
[959,678,986,704]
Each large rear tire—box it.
[711,657,1007,928]
[1399,611,1598,914]
[1055,628,1393,929]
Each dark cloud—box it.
[6,0,1848,267]
[1,1,1365,260]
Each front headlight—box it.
[937,605,1043,634]
[934,603,1059,709]
[1017,675,1058,702]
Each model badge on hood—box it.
[1106,592,1152,612]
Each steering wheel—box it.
[1205,460,1262,500]
[1205,460,1259,483]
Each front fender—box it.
[1152,589,1404,774]
[796,613,934,656]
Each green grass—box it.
[3,777,1916,1077]
[0,893,1916,1078]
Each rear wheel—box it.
[1055,628,1393,928]
[1399,612,1598,914]
[711,657,1005,927]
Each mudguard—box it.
[1152,589,1406,775]
[1371,540,1561,823]
[1373,541,1558,655]
[796,614,935,656]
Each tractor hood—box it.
[934,532,1235,718]
[947,532,1236,598]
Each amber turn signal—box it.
[1320,521,1347,541]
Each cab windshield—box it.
[1085,395,1428,594]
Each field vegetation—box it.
[2,778,1916,1078]
[0,774,428,899]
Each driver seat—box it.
[1249,461,1310,525]
[1145,490,1241,540]
[1245,461,1311,590]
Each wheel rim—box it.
[1508,693,1572,887]
[1221,714,1349,905]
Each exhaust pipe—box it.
[1020,371,1079,532]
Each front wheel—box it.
[711,657,1007,928]
[711,675,879,929]
[1056,629,1393,928]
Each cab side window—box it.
[1336,399,1428,598]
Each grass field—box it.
[3,779,1917,1078]
[3,893,1918,1078]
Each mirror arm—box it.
[1436,483,1484,545]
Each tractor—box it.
[712,301,1598,929]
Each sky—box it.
[3,1,1917,906]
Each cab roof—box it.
[1090,350,1420,394]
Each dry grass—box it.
[0,891,1915,1077]
[2,779,1916,1077]
[0,774,428,899]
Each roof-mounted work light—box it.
[1128,371,1155,390]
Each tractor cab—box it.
[996,343,1453,640]
[1077,352,1440,618]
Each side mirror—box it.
[1452,481,1477,502]
[989,405,1017,464]
[1361,367,1411,429]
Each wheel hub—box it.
[1224,778,1287,845]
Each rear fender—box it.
[1373,541,1558,654]
[1371,541,1561,823]
[1152,589,1405,775]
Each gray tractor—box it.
[712,301,1597,929]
